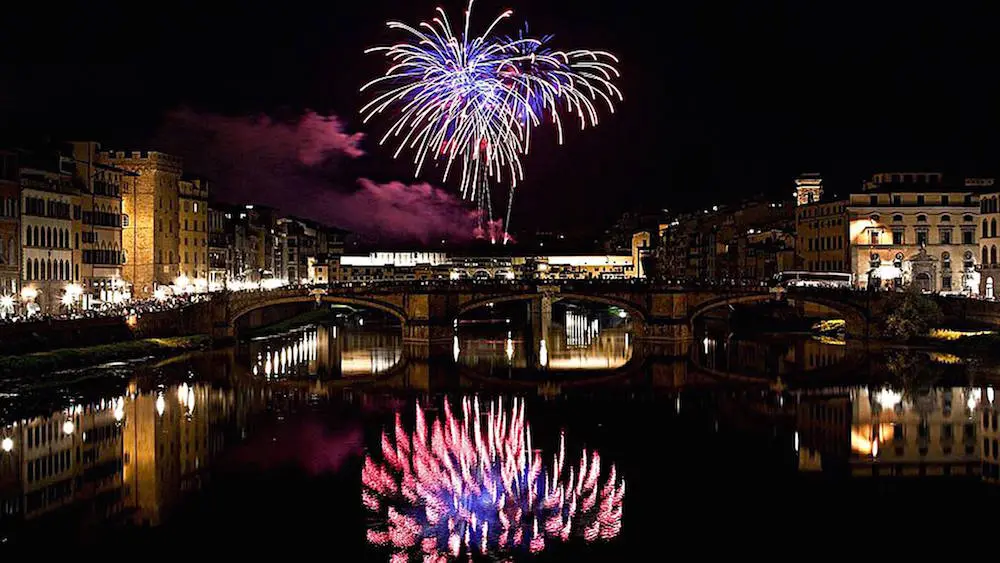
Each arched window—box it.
[984,219,989,238]
[47,259,52,280]
[47,227,53,248]
[988,277,996,300]
[983,246,989,265]
[33,226,39,247]
[992,246,997,265]
[917,214,927,223]
[25,225,32,246]
[965,215,975,222]
[33,258,39,280]
[940,215,950,222]
[992,219,997,238]
[893,214,903,222]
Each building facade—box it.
[178,177,209,284]
[106,151,183,298]
[848,174,980,293]
[70,143,128,307]
[0,150,19,296]
[794,174,850,273]
[19,157,77,315]
[207,203,233,287]
[977,186,1000,299]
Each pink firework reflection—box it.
[362,396,624,560]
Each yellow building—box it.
[178,177,209,284]
[794,174,849,273]
[105,151,183,298]
[848,174,980,293]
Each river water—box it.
[2,301,1000,555]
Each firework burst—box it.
[362,396,625,561]
[361,1,622,242]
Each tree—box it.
[879,286,942,341]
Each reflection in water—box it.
[459,307,632,377]
[247,325,402,379]
[362,397,624,560]
[0,381,270,528]
[796,385,990,478]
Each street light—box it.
[1,437,12,452]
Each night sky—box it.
[2,1,998,238]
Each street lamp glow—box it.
[617,310,628,319]
[20,286,38,301]
[154,287,169,302]
[1,437,12,452]
[156,393,165,417]
[63,420,75,435]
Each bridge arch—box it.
[227,293,408,330]
[688,292,868,336]
[455,292,647,322]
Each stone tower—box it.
[794,173,824,206]
[104,151,183,298]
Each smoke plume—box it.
[154,108,499,243]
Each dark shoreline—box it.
[0,335,212,378]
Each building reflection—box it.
[245,325,402,380]
[795,385,986,478]
[458,308,632,375]
[0,381,271,531]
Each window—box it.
[917,195,925,205]
[194,202,199,213]
[917,214,927,222]
[917,231,928,246]
[992,246,997,265]
[964,215,975,222]
[941,214,951,222]
[870,195,878,205]
[870,231,880,245]
[942,252,951,269]
[940,229,952,245]
[943,276,952,291]
[184,201,189,212]
[964,230,975,244]
[893,231,904,245]
[941,195,950,206]
[892,195,901,205]
[893,214,903,222]
[123,214,129,227]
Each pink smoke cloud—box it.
[154,108,500,243]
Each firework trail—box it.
[361,1,622,242]
[362,396,625,561]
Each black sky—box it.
[2,0,998,236]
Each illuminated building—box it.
[793,173,850,273]
[70,142,130,307]
[207,203,233,287]
[178,176,209,282]
[975,181,1000,298]
[19,154,77,315]
[848,173,980,292]
[104,151,183,298]
[0,149,19,295]
[656,199,794,283]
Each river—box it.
[2,300,998,555]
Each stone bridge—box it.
[205,283,879,355]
